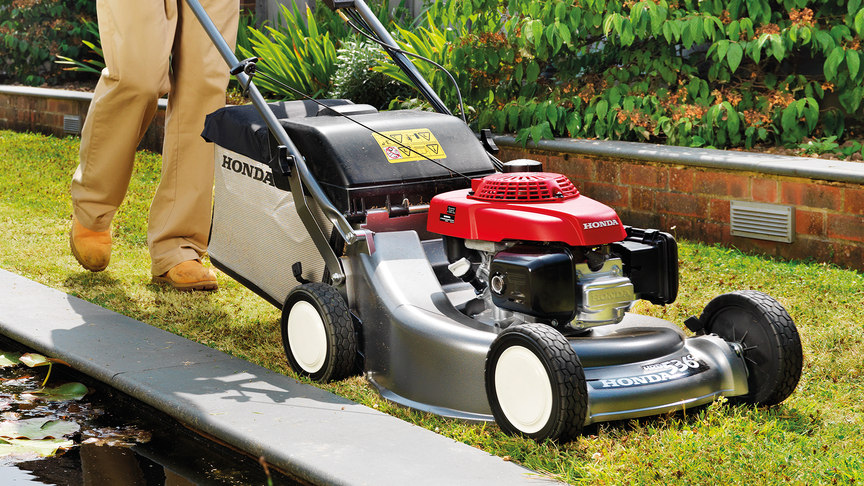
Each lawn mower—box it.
[188,0,803,441]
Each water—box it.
[0,339,301,486]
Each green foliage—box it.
[409,0,864,148]
[54,20,103,75]
[0,0,97,86]
[371,14,464,110]
[239,1,339,99]
[330,39,414,109]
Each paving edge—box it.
[0,268,553,486]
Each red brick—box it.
[33,97,48,112]
[779,236,838,266]
[694,171,750,198]
[621,164,668,188]
[582,182,628,207]
[828,242,864,272]
[631,188,656,211]
[556,156,592,180]
[700,221,728,244]
[656,192,708,218]
[733,235,780,256]
[0,95,10,108]
[621,210,662,230]
[781,181,843,211]
[594,159,620,184]
[844,187,864,216]
[709,199,730,223]
[752,178,779,203]
[796,209,825,237]
[498,148,523,162]
[827,214,864,243]
[669,167,695,193]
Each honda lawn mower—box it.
[188,0,803,441]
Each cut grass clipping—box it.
[1,130,863,484]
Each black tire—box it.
[700,290,803,406]
[281,283,356,382]
[485,324,587,442]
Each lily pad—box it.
[0,418,80,440]
[0,352,22,368]
[24,382,89,402]
[19,353,70,368]
[0,437,74,459]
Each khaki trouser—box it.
[71,0,239,276]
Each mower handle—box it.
[184,0,368,286]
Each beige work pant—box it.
[71,0,239,276]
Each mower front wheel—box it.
[485,324,587,442]
[700,290,803,406]
[281,283,356,383]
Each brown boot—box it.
[152,260,218,291]
[70,216,112,272]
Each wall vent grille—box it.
[63,115,82,135]
[730,201,795,243]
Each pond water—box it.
[0,339,302,486]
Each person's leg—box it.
[70,0,177,271]
[148,0,239,288]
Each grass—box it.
[1,129,863,484]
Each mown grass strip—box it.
[1,129,862,484]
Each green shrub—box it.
[330,39,414,109]
[239,1,339,99]
[411,0,864,148]
[0,0,97,86]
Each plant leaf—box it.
[0,352,22,367]
[847,49,860,80]
[0,418,79,440]
[727,43,743,72]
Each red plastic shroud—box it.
[427,172,627,247]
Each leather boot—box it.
[70,216,111,272]
[152,260,218,291]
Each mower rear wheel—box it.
[485,324,587,442]
[700,290,802,406]
[281,283,356,383]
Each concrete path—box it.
[0,269,556,486]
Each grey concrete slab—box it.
[0,269,556,485]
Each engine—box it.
[427,164,678,330]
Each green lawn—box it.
[1,129,862,484]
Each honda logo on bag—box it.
[222,155,275,187]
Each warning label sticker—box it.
[372,129,447,163]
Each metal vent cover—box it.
[730,201,795,243]
[63,115,82,135]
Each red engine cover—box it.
[427,172,627,246]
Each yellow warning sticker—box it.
[372,129,447,163]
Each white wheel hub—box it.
[494,345,553,434]
[287,300,327,373]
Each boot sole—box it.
[69,232,109,272]
[151,275,218,291]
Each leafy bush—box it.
[412,0,864,148]
[55,20,103,75]
[0,0,97,86]
[330,39,414,109]
[239,1,339,99]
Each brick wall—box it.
[500,148,864,272]
[0,89,165,153]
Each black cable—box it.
[342,9,466,123]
